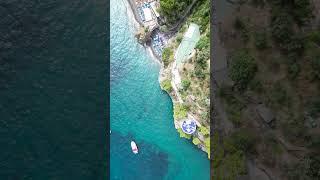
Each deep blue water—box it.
[0,1,107,179]
[110,0,209,179]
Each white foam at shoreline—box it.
[124,0,161,64]
[123,0,140,30]
[147,46,161,65]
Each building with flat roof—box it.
[143,8,153,22]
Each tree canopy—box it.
[230,50,257,90]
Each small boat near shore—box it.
[131,141,139,154]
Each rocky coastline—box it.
[126,0,210,157]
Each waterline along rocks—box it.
[111,0,209,179]
[129,0,211,158]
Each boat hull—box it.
[131,141,138,154]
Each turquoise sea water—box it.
[110,0,209,179]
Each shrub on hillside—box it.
[311,54,320,81]
[162,47,174,67]
[223,150,247,179]
[181,79,191,90]
[229,50,257,90]
[196,35,209,50]
[159,0,192,24]
[188,0,210,32]
[307,154,320,179]
[234,17,250,43]
[269,82,289,106]
[177,128,191,139]
[254,31,268,50]
[174,104,188,119]
[161,80,172,92]
[176,33,183,44]
[288,63,300,80]
[195,48,209,69]
[192,137,201,145]
[270,10,293,44]
[284,35,305,55]
[308,31,320,45]
[270,0,313,25]
[193,49,209,80]
[194,66,206,79]
[250,0,265,8]
[291,0,313,25]
[199,126,209,136]
[228,129,257,153]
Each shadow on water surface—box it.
[110,131,168,180]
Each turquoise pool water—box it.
[110,0,209,179]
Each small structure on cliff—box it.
[181,119,197,134]
[142,7,153,22]
[174,23,200,65]
[135,0,159,31]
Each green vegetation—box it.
[194,66,206,79]
[226,129,256,153]
[269,82,289,106]
[308,31,320,45]
[178,0,210,130]
[144,27,149,33]
[250,0,265,8]
[173,104,188,119]
[194,48,209,79]
[223,151,246,178]
[270,0,313,26]
[159,25,169,32]
[205,137,210,158]
[270,6,306,57]
[196,35,209,50]
[311,52,320,81]
[307,154,320,178]
[284,154,320,179]
[192,137,201,145]
[181,79,191,90]
[309,98,320,118]
[217,0,320,179]
[248,78,263,92]
[159,0,193,24]
[161,79,172,92]
[162,47,174,67]
[229,50,257,90]
[177,128,191,139]
[270,10,293,45]
[187,0,210,32]
[212,131,248,179]
[196,49,210,69]
[212,132,224,166]
[160,0,210,158]
[198,126,209,136]
[254,31,268,50]
[176,33,183,44]
[234,17,250,43]
[288,62,300,80]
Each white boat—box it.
[131,141,138,154]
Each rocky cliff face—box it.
[159,52,210,158]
